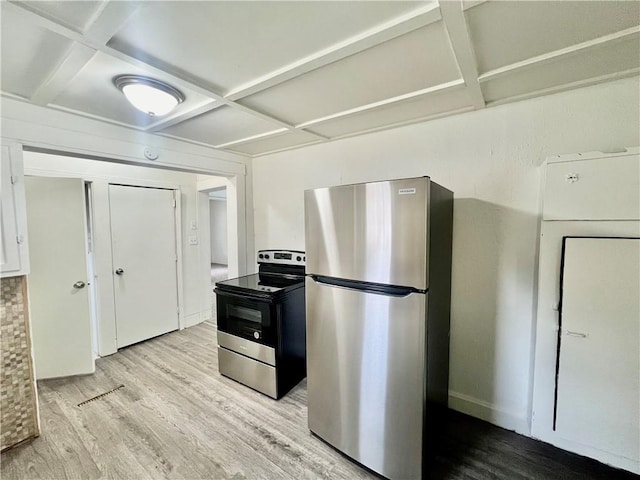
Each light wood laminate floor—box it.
[2,322,373,480]
[1,322,635,480]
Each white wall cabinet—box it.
[532,147,640,474]
[1,143,29,277]
[543,152,640,221]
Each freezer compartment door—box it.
[305,177,429,289]
[306,277,427,479]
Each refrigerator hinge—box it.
[10,175,17,185]
[16,234,24,244]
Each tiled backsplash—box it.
[1,276,39,451]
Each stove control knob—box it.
[253,331,260,339]
[265,254,270,259]
[296,256,301,262]
[303,256,306,261]
[258,253,264,259]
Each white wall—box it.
[251,77,640,434]
[210,199,228,264]
[22,152,221,355]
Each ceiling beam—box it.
[463,0,489,12]
[214,129,290,149]
[439,0,485,110]
[224,3,442,101]
[478,26,640,82]
[235,139,325,158]
[83,1,142,45]
[250,104,476,157]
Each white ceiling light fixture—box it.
[114,75,185,116]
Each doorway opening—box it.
[208,187,228,324]
[22,149,242,374]
[84,181,99,359]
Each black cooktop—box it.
[217,272,304,295]
[215,249,306,298]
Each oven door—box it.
[216,290,276,347]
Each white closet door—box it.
[25,176,94,379]
[109,184,179,348]
[556,237,640,461]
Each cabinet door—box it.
[544,154,640,221]
[1,144,23,275]
[556,237,640,461]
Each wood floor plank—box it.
[2,322,636,480]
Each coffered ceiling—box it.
[1,1,639,157]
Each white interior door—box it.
[24,176,94,379]
[556,237,640,461]
[109,184,179,348]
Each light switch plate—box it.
[188,235,198,245]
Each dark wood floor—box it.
[431,411,637,480]
[1,322,636,480]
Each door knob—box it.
[73,281,86,289]
[115,268,124,275]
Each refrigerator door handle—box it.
[310,274,425,297]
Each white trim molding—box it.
[449,391,530,435]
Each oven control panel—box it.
[257,249,305,266]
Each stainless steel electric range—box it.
[214,250,306,399]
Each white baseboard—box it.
[531,426,640,474]
[448,391,530,435]
[183,309,213,329]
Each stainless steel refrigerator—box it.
[304,176,453,480]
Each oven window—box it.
[216,291,275,346]
[227,305,262,324]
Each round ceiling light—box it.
[113,75,185,116]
